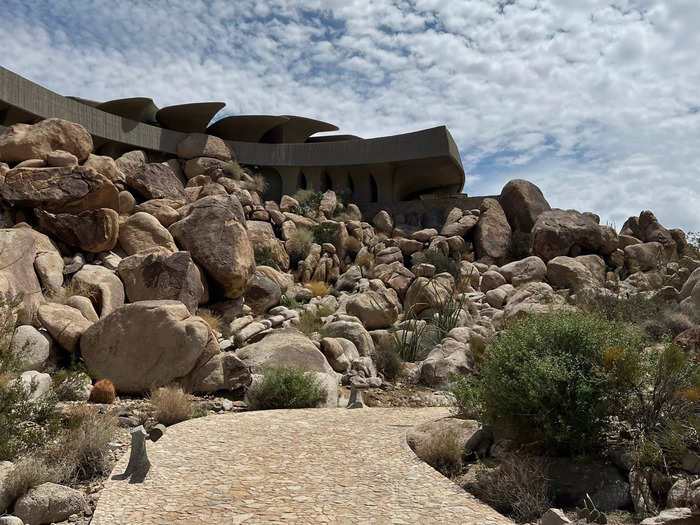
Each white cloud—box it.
[0,0,698,231]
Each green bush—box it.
[449,375,483,419]
[254,246,279,270]
[391,319,432,362]
[293,305,334,337]
[374,343,402,381]
[280,293,300,309]
[247,366,328,410]
[419,250,462,283]
[475,311,648,455]
[292,189,323,216]
[312,223,337,247]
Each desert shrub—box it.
[88,378,115,404]
[252,173,269,194]
[475,311,648,455]
[374,343,402,381]
[222,160,246,181]
[197,309,223,333]
[467,455,551,523]
[280,293,300,309]
[293,305,334,337]
[292,189,323,215]
[449,375,483,420]
[287,227,314,268]
[254,246,279,269]
[312,223,337,247]
[247,366,327,410]
[414,428,463,477]
[391,318,432,362]
[433,292,468,338]
[304,281,329,297]
[1,455,63,512]
[53,368,91,402]
[150,385,193,426]
[419,250,462,283]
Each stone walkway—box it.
[91,407,512,524]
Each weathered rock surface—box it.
[244,269,281,314]
[322,318,375,356]
[346,280,401,329]
[11,325,51,371]
[73,264,125,317]
[404,274,454,315]
[499,179,551,233]
[81,300,219,393]
[181,352,251,393]
[499,256,547,286]
[125,162,185,201]
[503,281,573,318]
[37,303,91,352]
[14,482,86,525]
[84,153,125,184]
[36,208,119,252]
[118,250,204,314]
[133,199,181,227]
[0,118,92,163]
[247,220,290,271]
[474,198,512,262]
[169,195,254,299]
[177,134,232,161]
[0,166,119,213]
[119,212,178,255]
[546,256,597,290]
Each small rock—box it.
[14,482,86,525]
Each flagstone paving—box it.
[91,407,512,524]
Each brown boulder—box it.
[81,300,219,393]
[181,352,251,393]
[117,250,204,314]
[119,211,178,255]
[133,199,181,227]
[36,208,119,252]
[499,179,551,233]
[83,153,126,184]
[38,303,92,352]
[177,134,232,161]
[0,118,92,163]
[0,165,119,213]
[247,220,290,271]
[125,162,186,201]
[72,264,125,317]
[169,195,254,299]
[244,269,281,314]
[474,198,512,262]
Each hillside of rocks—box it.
[0,118,699,524]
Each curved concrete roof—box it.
[206,115,289,142]
[156,102,225,133]
[306,134,362,143]
[261,115,339,143]
[97,97,159,124]
[67,96,101,107]
[0,65,464,195]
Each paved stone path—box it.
[92,407,512,524]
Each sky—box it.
[0,0,698,232]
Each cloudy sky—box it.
[1,0,698,231]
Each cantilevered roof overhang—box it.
[206,115,290,142]
[0,65,465,194]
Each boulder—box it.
[0,461,15,515]
[373,210,393,235]
[474,198,511,262]
[540,509,571,525]
[322,318,375,356]
[441,214,478,237]
[83,153,125,184]
[118,190,136,215]
[125,162,186,201]
[81,300,219,393]
[503,281,573,318]
[247,220,290,271]
[319,190,337,216]
[184,156,230,179]
[244,270,281,314]
[255,265,293,293]
[480,270,506,292]
[674,325,700,357]
[625,242,665,273]
[319,337,359,373]
[0,118,92,163]
[499,256,547,286]
[640,508,695,525]
[10,325,51,371]
[45,149,78,167]
[499,179,551,256]
[118,250,204,314]
[21,227,64,295]
[638,210,678,258]
[0,166,119,213]
[547,256,597,290]
[181,352,251,393]
[345,279,401,329]
[177,134,232,161]
[531,209,618,261]
[412,228,438,243]
[37,303,91,352]
[35,208,119,252]
[133,199,180,227]
[420,338,472,388]
[115,150,146,179]
[404,274,454,316]
[72,264,125,317]
[19,370,52,402]
[119,212,178,255]
[65,295,99,322]
[14,482,86,525]
[336,265,362,292]
[169,195,254,299]
[575,254,606,284]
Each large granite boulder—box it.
[531,209,618,261]
[503,281,574,318]
[247,220,290,271]
[118,250,204,314]
[37,303,92,352]
[35,208,119,252]
[322,317,375,356]
[81,300,219,393]
[10,325,51,371]
[169,195,254,299]
[244,269,281,314]
[499,179,551,233]
[624,242,665,273]
[177,134,232,161]
[181,352,251,393]
[125,162,185,201]
[0,166,119,213]
[499,256,547,286]
[404,273,454,316]
[474,198,512,262]
[546,256,597,290]
[119,211,178,255]
[72,264,125,317]
[133,199,181,227]
[0,118,92,163]
[14,482,87,525]
[346,279,401,329]
[420,337,472,388]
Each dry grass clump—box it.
[252,173,269,194]
[150,385,193,426]
[293,305,335,337]
[197,309,223,333]
[414,428,463,478]
[304,281,329,297]
[467,455,551,523]
[223,160,246,181]
[287,227,314,268]
[1,455,61,510]
[88,378,115,404]
[45,279,96,304]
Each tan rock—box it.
[0,165,119,213]
[0,118,92,163]
[118,190,136,215]
[474,198,511,262]
[72,264,125,317]
[346,279,401,329]
[125,162,185,201]
[177,134,232,161]
[38,303,92,352]
[181,352,251,393]
[532,209,618,261]
[65,295,99,322]
[499,256,546,286]
[403,273,454,315]
[547,256,597,290]
[81,300,219,393]
[45,149,78,167]
[119,211,178,255]
[133,199,181,227]
[184,156,230,179]
[36,208,119,252]
[84,153,126,184]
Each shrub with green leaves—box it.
[292,189,323,216]
[287,227,314,269]
[312,223,337,247]
[374,343,402,381]
[247,366,328,410]
[473,311,649,455]
[254,246,279,270]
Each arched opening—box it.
[261,167,282,203]
[322,172,333,192]
[297,171,308,190]
[369,173,378,203]
[347,173,355,200]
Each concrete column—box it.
[277,166,300,197]
[370,164,394,204]
[349,168,371,202]
[303,167,324,191]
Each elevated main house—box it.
[0,66,481,220]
